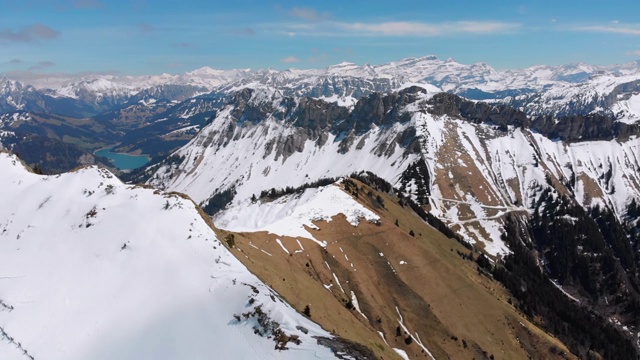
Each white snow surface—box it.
[0,153,338,360]
[612,93,640,124]
[215,184,380,243]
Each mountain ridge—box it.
[0,151,361,360]
[5,55,640,123]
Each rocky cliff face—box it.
[143,86,640,247]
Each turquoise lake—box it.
[95,148,151,170]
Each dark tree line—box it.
[349,170,469,247]
[7,134,101,174]
[258,177,339,200]
[490,216,638,359]
[202,187,236,215]
[398,158,430,205]
[530,189,640,307]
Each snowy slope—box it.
[0,152,340,360]
[612,93,640,123]
[215,183,380,244]
[146,86,424,206]
[416,112,640,254]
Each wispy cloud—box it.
[337,21,520,36]
[269,19,519,38]
[28,61,56,71]
[290,7,331,22]
[572,23,640,35]
[71,0,104,9]
[627,50,640,56]
[7,58,24,65]
[281,56,300,63]
[0,23,60,43]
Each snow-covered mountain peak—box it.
[0,79,26,94]
[0,152,344,360]
[77,77,129,91]
[55,76,135,99]
[186,66,228,76]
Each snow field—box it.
[0,153,338,360]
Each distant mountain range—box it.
[3,55,640,120]
[3,55,640,358]
[1,55,639,174]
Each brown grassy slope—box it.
[214,180,575,360]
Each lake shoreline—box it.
[94,147,151,171]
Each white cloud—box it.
[281,56,300,63]
[627,50,640,56]
[341,21,519,36]
[573,24,640,35]
[277,20,519,37]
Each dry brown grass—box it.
[221,180,576,360]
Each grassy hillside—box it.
[214,178,575,360]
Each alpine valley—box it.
[2,56,640,359]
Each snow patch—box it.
[215,184,380,244]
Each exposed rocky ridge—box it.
[141,86,640,302]
[506,78,640,118]
[427,92,640,141]
[195,87,428,162]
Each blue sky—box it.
[2,0,640,78]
